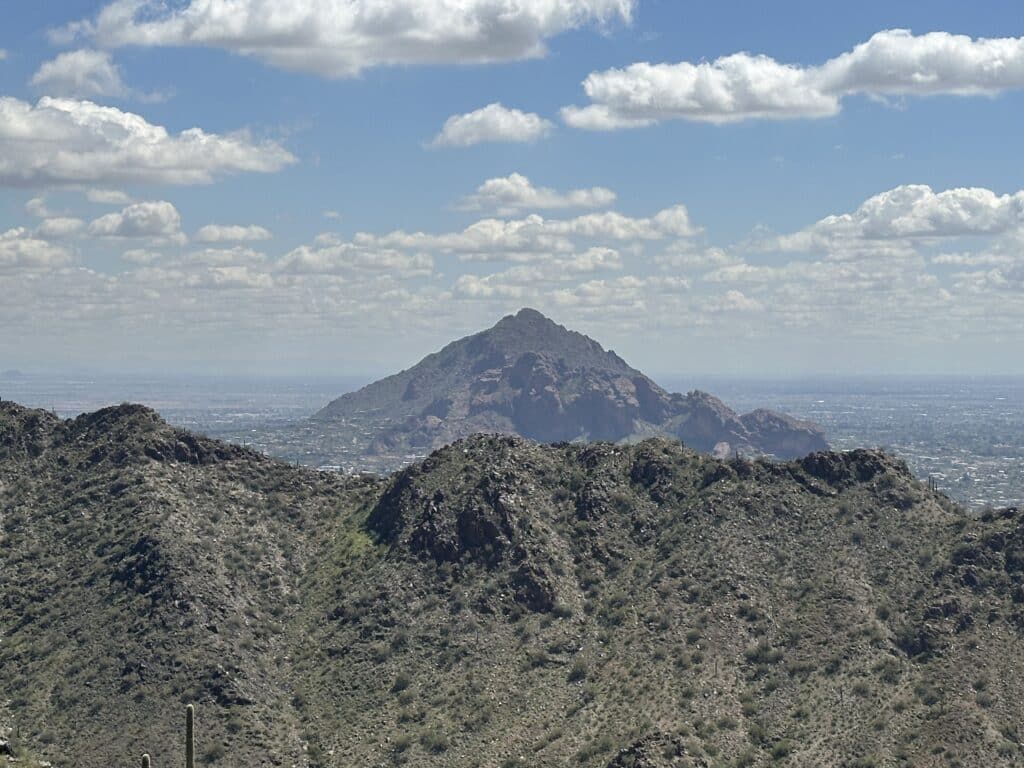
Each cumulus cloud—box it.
[564,29,1024,128]
[360,204,698,263]
[191,265,274,290]
[453,274,528,300]
[657,245,739,270]
[0,228,74,271]
[25,197,54,218]
[88,201,185,242]
[549,276,651,311]
[36,218,86,239]
[122,248,162,264]
[452,247,626,299]
[706,289,764,313]
[183,247,267,266]
[31,49,129,99]
[769,185,1024,256]
[0,96,295,187]
[278,241,434,278]
[59,0,634,77]
[195,224,273,243]
[563,55,839,129]
[432,104,552,148]
[459,173,615,214]
[86,188,133,205]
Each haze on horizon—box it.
[2,2,1023,377]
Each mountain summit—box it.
[314,309,827,463]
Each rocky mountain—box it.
[3,400,1024,767]
[313,308,828,467]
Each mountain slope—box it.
[0,402,382,768]
[3,401,1024,767]
[313,309,828,466]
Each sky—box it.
[1,0,1023,378]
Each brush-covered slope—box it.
[313,309,828,462]
[3,401,1024,767]
[0,401,382,768]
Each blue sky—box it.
[1,1,1023,377]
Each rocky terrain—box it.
[313,309,828,467]
[3,400,1024,767]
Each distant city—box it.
[3,371,1021,511]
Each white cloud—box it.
[31,49,128,99]
[86,188,133,205]
[932,251,1016,268]
[552,205,699,239]
[771,185,1024,256]
[360,204,698,263]
[657,245,739,270]
[36,218,86,239]
[706,289,764,313]
[459,173,615,214]
[88,201,185,242]
[549,275,650,310]
[0,50,7,62]
[122,248,162,264]
[60,0,634,77]
[195,224,272,243]
[563,55,839,129]
[191,265,274,290]
[564,29,1024,128]
[0,96,295,187]
[25,197,54,218]
[432,104,552,148]
[818,29,1024,97]
[278,241,434,278]
[453,274,528,300]
[0,228,73,271]
[184,247,267,266]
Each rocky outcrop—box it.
[367,435,562,612]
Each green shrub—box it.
[419,728,449,754]
[567,659,587,682]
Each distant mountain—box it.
[3,400,1024,767]
[315,308,827,462]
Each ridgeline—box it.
[2,401,1023,767]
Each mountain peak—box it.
[313,311,829,461]
[475,308,630,374]
[499,307,553,326]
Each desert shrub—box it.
[391,672,411,693]
[744,641,783,665]
[567,659,587,682]
[771,739,795,759]
[419,728,449,754]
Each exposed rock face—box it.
[315,308,828,461]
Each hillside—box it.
[3,400,1024,767]
[312,309,828,468]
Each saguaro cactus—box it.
[185,705,195,768]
